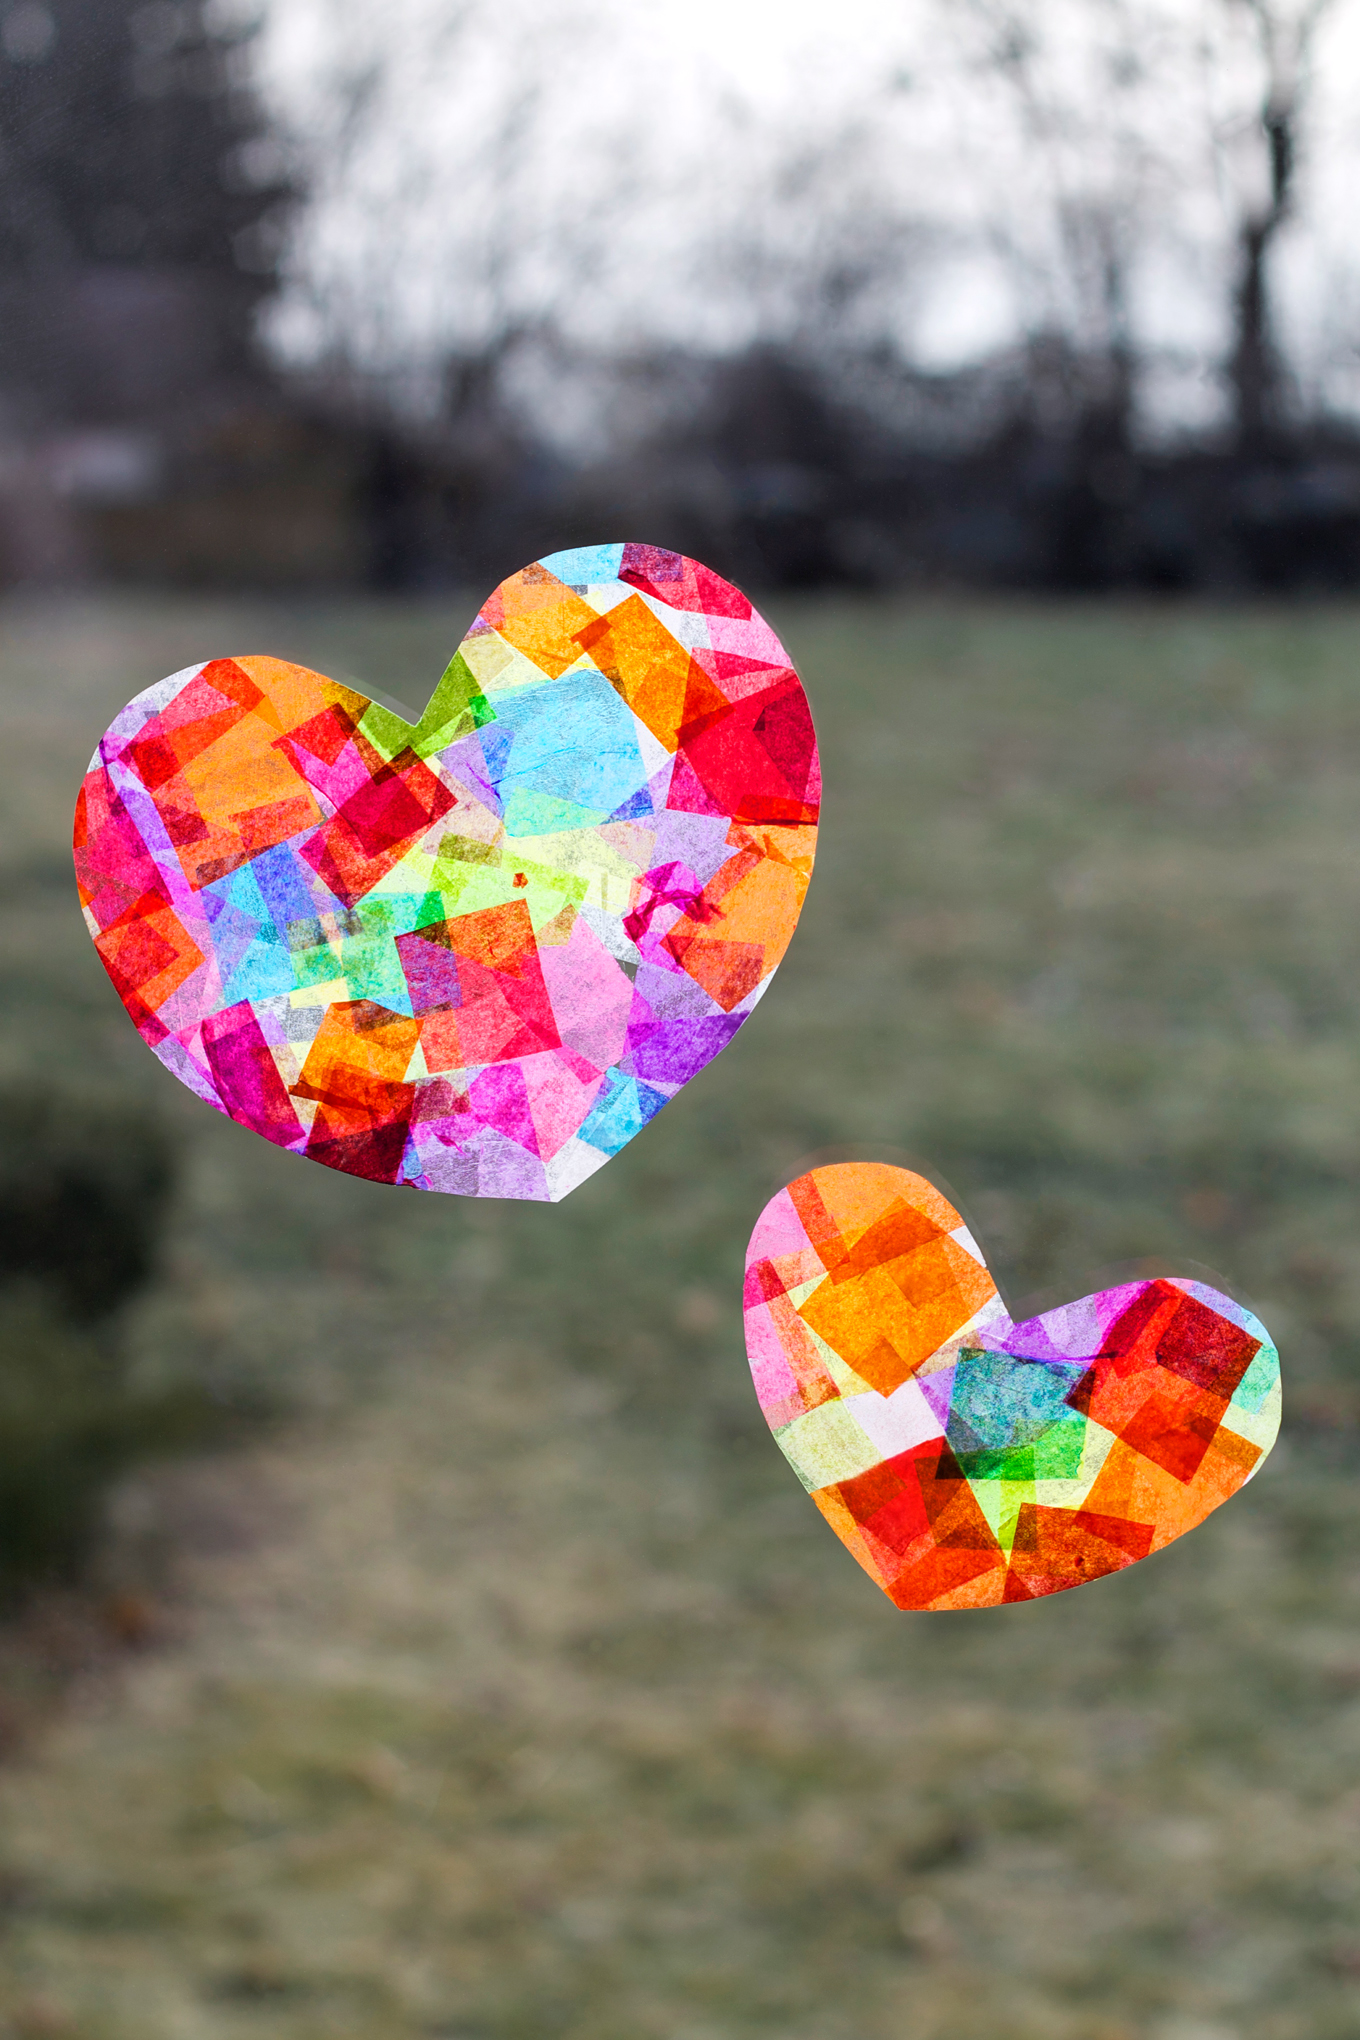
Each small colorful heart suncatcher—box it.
[74,545,819,1199]
[745,1163,1280,1608]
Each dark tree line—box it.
[0,0,290,426]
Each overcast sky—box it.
[252,0,1360,435]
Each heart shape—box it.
[74,545,819,1200]
[745,1163,1280,1608]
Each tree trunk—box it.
[1230,216,1279,454]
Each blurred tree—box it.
[949,0,1349,450]
[954,0,1143,424]
[1223,0,1339,452]
[0,0,295,425]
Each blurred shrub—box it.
[0,1296,213,1599]
[0,1083,209,1601]
[0,1085,174,1319]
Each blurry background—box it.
[3,3,1360,2037]
[4,0,1360,594]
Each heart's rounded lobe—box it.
[745,1163,1281,1609]
[74,545,819,1200]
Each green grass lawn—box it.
[1,591,1359,2039]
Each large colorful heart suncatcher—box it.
[75,546,819,1200]
[745,1163,1280,1609]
